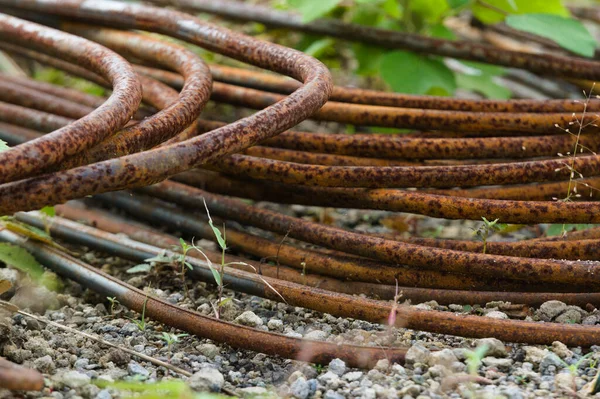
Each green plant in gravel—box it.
[157,332,189,353]
[553,352,594,393]
[127,296,149,332]
[465,344,489,376]
[277,0,595,98]
[99,379,228,399]
[190,199,286,319]
[107,296,120,314]
[177,238,195,300]
[472,217,506,254]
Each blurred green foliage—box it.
[277,0,597,98]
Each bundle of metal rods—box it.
[2,0,600,390]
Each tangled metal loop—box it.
[1,0,600,389]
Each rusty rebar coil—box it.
[1,0,600,389]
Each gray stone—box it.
[287,370,304,384]
[482,357,513,370]
[539,300,568,321]
[60,370,91,388]
[399,384,421,396]
[405,344,431,365]
[374,359,389,371]
[555,372,575,389]
[80,384,100,398]
[318,371,340,385]
[304,329,328,341]
[501,386,525,399]
[524,346,548,364]
[234,311,263,327]
[428,349,458,368]
[96,390,112,399]
[189,367,225,392]
[267,318,283,331]
[24,337,51,356]
[290,376,310,399]
[485,311,509,320]
[474,338,507,357]
[540,353,565,373]
[324,390,345,399]
[555,309,582,324]
[427,364,449,378]
[127,361,150,377]
[239,387,268,397]
[73,358,89,370]
[121,322,140,334]
[33,355,55,373]
[360,388,376,399]
[328,358,346,376]
[197,343,219,359]
[552,341,573,358]
[343,371,363,381]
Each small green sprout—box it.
[107,296,120,314]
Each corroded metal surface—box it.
[1,0,600,390]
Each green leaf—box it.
[447,0,470,8]
[547,224,598,236]
[460,60,506,76]
[209,265,222,286]
[428,24,456,40]
[303,38,336,58]
[288,0,342,23]
[126,263,153,274]
[40,206,55,217]
[506,14,596,58]
[380,51,456,95]
[0,243,45,281]
[218,297,233,307]
[456,61,511,99]
[382,0,401,19]
[352,44,385,76]
[203,199,227,251]
[409,0,449,24]
[0,140,9,152]
[456,73,511,99]
[144,251,174,264]
[545,224,567,236]
[472,0,569,24]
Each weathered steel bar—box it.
[207,153,600,189]
[56,24,211,167]
[0,77,94,118]
[96,191,571,292]
[151,0,600,80]
[46,204,600,307]
[139,182,600,288]
[0,13,142,183]
[0,121,41,144]
[0,357,44,391]
[210,81,593,133]
[0,227,406,368]
[13,212,600,348]
[198,119,599,160]
[0,0,332,215]
[141,62,600,113]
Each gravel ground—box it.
[1,207,599,399]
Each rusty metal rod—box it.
[0,226,407,368]
[0,13,142,183]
